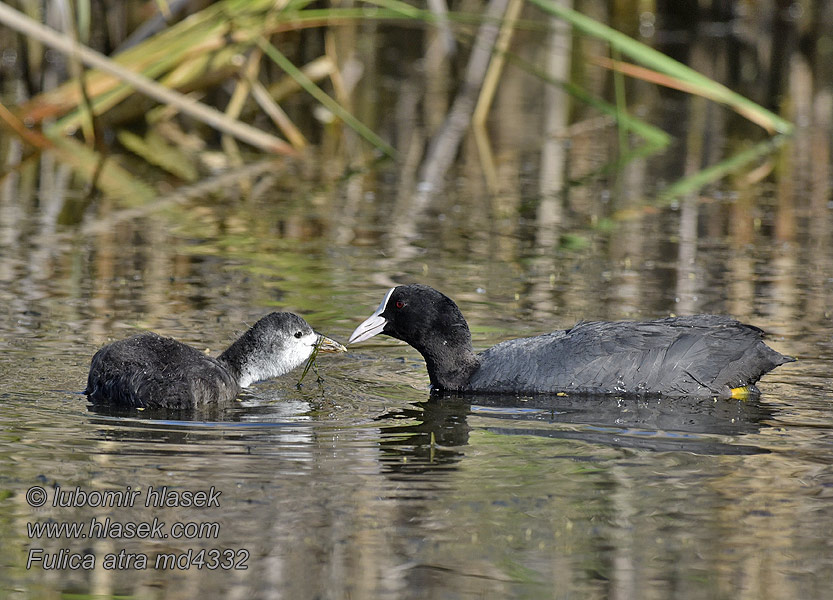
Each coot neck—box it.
[408,327,481,391]
[217,334,254,386]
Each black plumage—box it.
[85,312,344,409]
[349,284,793,398]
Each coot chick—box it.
[86,313,345,409]
[349,284,794,398]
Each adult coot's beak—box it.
[349,313,386,344]
[316,334,347,353]
[349,288,395,344]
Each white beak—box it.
[349,288,395,344]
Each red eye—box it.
[395,301,404,309]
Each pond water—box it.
[2,170,832,599]
[2,3,833,599]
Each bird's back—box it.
[466,315,793,397]
[85,333,239,409]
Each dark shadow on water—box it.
[87,401,234,423]
[377,392,775,474]
[83,396,319,451]
[83,390,774,464]
[84,384,324,423]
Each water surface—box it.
[2,3,833,599]
[1,182,832,599]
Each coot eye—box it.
[395,301,404,309]
[294,331,303,339]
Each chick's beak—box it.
[316,334,347,354]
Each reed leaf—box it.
[116,130,198,182]
[527,0,793,134]
[0,2,295,155]
[654,136,789,204]
[510,52,671,148]
[598,136,789,227]
[50,136,157,205]
[257,37,397,159]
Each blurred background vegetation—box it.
[0,0,813,210]
[0,0,830,330]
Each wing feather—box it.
[466,315,792,397]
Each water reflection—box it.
[88,384,776,464]
[86,395,316,424]
[377,392,774,475]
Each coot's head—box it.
[348,284,472,352]
[228,312,345,387]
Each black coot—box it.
[349,284,793,398]
[86,312,345,409]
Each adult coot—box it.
[86,313,345,409]
[349,284,793,398]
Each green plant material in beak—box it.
[297,334,345,387]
